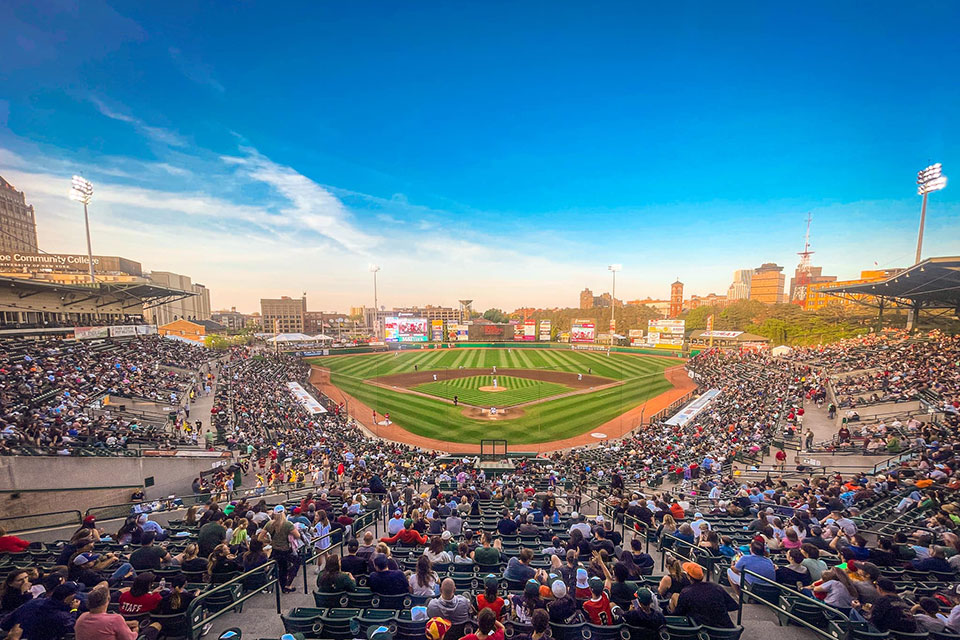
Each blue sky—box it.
[1,1,957,312]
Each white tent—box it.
[312,334,335,342]
[267,333,315,343]
[771,345,794,356]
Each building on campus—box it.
[669,280,684,318]
[142,271,211,326]
[805,269,905,310]
[627,297,670,317]
[0,175,39,254]
[727,269,753,302]
[158,318,225,344]
[211,307,248,331]
[749,263,786,304]
[261,296,307,333]
[687,293,729,310]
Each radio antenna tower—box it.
[793,213,814,304]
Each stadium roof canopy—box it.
[0,276,196,310]
[818,256,960,311]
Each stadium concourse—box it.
[2,334,960,639]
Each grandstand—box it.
[2,330,960,640]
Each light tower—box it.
[915,163,947,264]
[607,264,621,338]
[368,264,381,337]
[69,175,95,283]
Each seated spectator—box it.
[318,554,357,592]
[427,578,472,638]
[176,543,208,574]
[129,533,172,572]
[624,588,666,632]
[118,572,163,616]
[423,536,453,564]
[583,577,615,625]
[476,574,508,619]
[727,541,776,596]
[860,578,918,633]
[367,553,408,595]
[775,549,812,593]
[813,568,857,614]
[512,608,549,640]
[609,562,639,607]
[76,584,159,640]
[409,556,439,596]
[799,544,827,582]
[474,532,503,566]
[547,579,577,623]
[0,527,30,554]
[912,597,948,634]
[380,519,428,546]
[0,570,33,614]
[911,545,951,572]
[242,539,270,573]
[462,607,505,640]
[504,548,537,584]
[156,575,195,615]
[207,544,242,581]
[69,550,135,589]
[341,539,367,576]
[673,562,738,629]
[511,579,547,624]
[658,556,690,600]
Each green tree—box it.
[482,308,509,323]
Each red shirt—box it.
[462,629,504,640]
[583,594,615,625]
[0,535,30,553]
[476,594,505,619]
[118,591,162,615]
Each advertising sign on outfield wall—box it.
[431,319,444,341]
[571,320,595,343]
[539,320,551,341]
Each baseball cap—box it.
[404,518,414,528]
[273,505,285,514]
[682,562,705,581]
[571,511,579,519]
[224,504,236,515]
[425,617,452,640]
[635,588,653,605]
[595,515,604,523]
[483,575,499,590]
[588,577,604,594]
[51,581,80,601]
[576,568,589,589]
[551,580,567,598]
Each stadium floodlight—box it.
[69,175,96,283]
[914,163,947,264]
[369,264,381,337]
[608,264,621,339]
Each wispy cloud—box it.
[168,47,225,93]
[223,148,378,253]
[90,97,187,147]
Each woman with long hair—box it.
[242,538,270,572]
[207,544,242,582]
[369,543,399,571]
[657,555,689,599]
[230,518,250,549]
[176,543,207,573]
[318,553,357,592]
[476,574,506,619]
[423,536,452,564]
[0,570,31,614]
[184,505,200,526]
[617,550,643,580]
[813,568,857,614]
[408,555,439,596]
[157,575,195,614]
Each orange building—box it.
[805,269,904,310]
[749,263,786,304]
[157,318,224,343]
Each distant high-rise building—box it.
[727,269,753,301]
[0,175,39,254]
[579,287,596,309]
[211,307,247,331]
[142,271,211,325]
[669,280,684,318]
[749,263,786,304]
[261,296,307,333]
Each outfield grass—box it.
[412,375,574,407]
[308,348,678,445]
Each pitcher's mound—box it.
[478,385,508,392]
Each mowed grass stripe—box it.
[412,375,572,407]
[311,348,677,444]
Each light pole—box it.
[908,164,947,331]
[915,163,947,264]
[608,264,621,343]
[70,175,95,283]
[369,264,381,338]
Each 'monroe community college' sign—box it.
[0,253,143,276]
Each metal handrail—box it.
[185,560,281,640]
[0,509,83,533]
[736,568,850,640]
[299,504,385,593]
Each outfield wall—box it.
[304,342,689,359]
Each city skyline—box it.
[1,2,957,312]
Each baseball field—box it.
[307,348,682,445]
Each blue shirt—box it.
[734,554,776,585]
